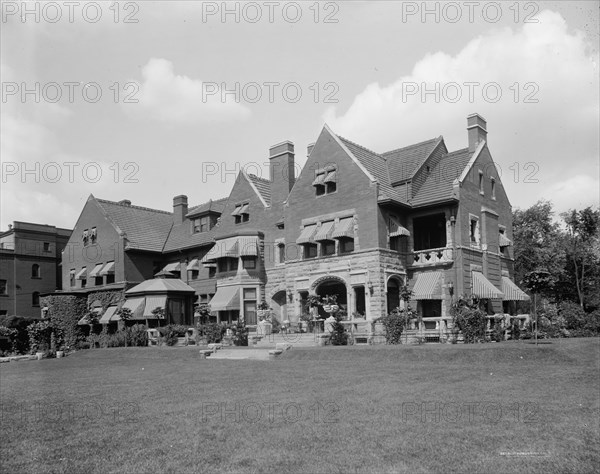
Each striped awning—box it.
[314,221,335,241]
[231,205,241,216]
[239,203,249,215]
[323,170,337,183]
[69,269,76,276]
[312,172,325,186]
[99,306,118,324]
[162,262,181,273]
[143,296,168,318]
[88,263,104,278]
[121,297,145,320]
[99,261,115,276]
[238,236,259,256]
[296,224,317,244]
[75,268,87,280]
[201,238,239,261]
[411,272,443,300]
[187,258,200,271]
[389,217,410,237]
[472,272,503,299]
[501,277,530,301]
[209,286,240,311]
[332,217,354,239]
[499,233,512,247]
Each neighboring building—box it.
[0,222,71,318]
[59,114,529,339]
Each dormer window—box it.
[193,216,210,233]
[232,203,249,224]
[90,227,97,242]
[82,229,89,244]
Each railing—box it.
[411,247,453,266]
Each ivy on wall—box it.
[40,294,88,349]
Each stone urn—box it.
[323,304,339,313]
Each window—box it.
[106,273,115,284]
[413,214,446,251]
[315,185,325,196]
[303,243,318,259]
[390,236,407,254]
[322,240,336,256]
[242,257,256,269]
[0,279,7,295]
[243,288,257,325]
[193,216,210,233]
[70,270,76,287]
[479,171,484,194]
[95,276,103,286]
[491,177,496,200]
[339,238,354,254]
[32,292,40,307]
[313,166,337,196]
[470,216,480,246]
[0,310,7,316]
[82,229,89,245]
[232,203,249,224]
[31,264,40,279]
[208,267,216,278]
[218,258,238,273]
[278,244,286,264]
[81,277,87,288]
[326,181,337,194]
[43,242,50,252]
[421,300,442,318]
[90,227,97,242]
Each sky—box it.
[1,1,599,230]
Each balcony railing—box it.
[410,247,453,266]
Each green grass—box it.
[1,339,599,473]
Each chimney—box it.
[173,195,188,225]
[118,199,131,206]
[467,113,487,152]
[269,141,295,205]
[307,142,315,157]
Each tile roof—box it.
[163,221,217,253]
[410,148,471,206]
[186,198,227,217]
[95,198,173,253]
[246,174,271,206]
[382,137,440,184]
[126,278,196,294]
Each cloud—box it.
[126,58,251,124]
[323,10,599,211]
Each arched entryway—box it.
[386,276,402,314]
[313,276,348,319]
[270,290,288,324]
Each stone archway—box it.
[386,275,403,314]
[313,275,348,319]
[270,290,287,324]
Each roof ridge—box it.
[338,136,384,160]
[247,173,271,183]
[96,198,172,215]
[444,147,470,157]
[382,136,440,156]
[188,196,228,211]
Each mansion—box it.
[53,114,528,338]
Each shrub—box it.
[450,296,488,343]
[558,301,587,330]
[377,308,411,345]
[0,316,37,354]
[329,315,348,346]
[128,324,149,347]
[270,317,281,334]
[231,320,248,346]
[198,323,227,343]
[27,320,53,353]
[510,321,521,340]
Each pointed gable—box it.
[383,137,441,185]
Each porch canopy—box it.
[209,286,240,311]
[99,305,118,324]
[472,272,503,299]
[411,272,442,300]
[201,235,259,262]
[125,278,195,320]
[389,217,410,237]
[501,277,530,301]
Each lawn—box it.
[1,339,599,473]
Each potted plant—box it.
[257,301,271,319]
[322,295,339,313]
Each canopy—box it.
[331,217,354,239]
[472,272,503,299]
[120,297,145,320]
[411,272,443,300]
[501,277,530,301]
[99,306,118,324]
[209,286,240,311]
[75,268,87,280]
[99,261,115,276]
[143,296,168,318]
[88,263,104,278]
[162,262,181,273]
[187,258,200,271]
[499,233,512,247]
[296,224,317,244]
[314,221,335,241]
[389,217,410,237]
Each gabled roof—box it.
[186,198,227,217]
[162,222,216,253]
[410,148,472,207]
[95,198,173,252]
[383,137,441,184]
[245,173,271,206]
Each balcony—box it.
[410,247,453,267]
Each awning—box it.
[187,258,200,271]
[502,277,530,301]
[239,236,259,256]
[499,233,512,247]
[296,224,317,244]
[162,262,181,273]
[472,272,503,299]
[239,203,249,215]
[312,172,325,186]
[77,316,89,325]
[99,306,118,324]
[99,261,115,276]
[75,268,87,280]
[332,217,354,239]
[88,263,104,278]
[323,170,337,183]
[69,269,76,276]
[411,272,443,300]
[120,297,145,320]
[231,205,241,216]
[314,221,335,241]
[389,217,410,237]
[209,286,240,311]
[143,296,168,318]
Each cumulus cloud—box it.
[126,58,251,124]
[324,10,599,211]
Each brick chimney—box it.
[269,141,295,206]
[173,195,188,225]
[467,113,487,152]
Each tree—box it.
[512,200,565,299]
[561,207,600,310]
